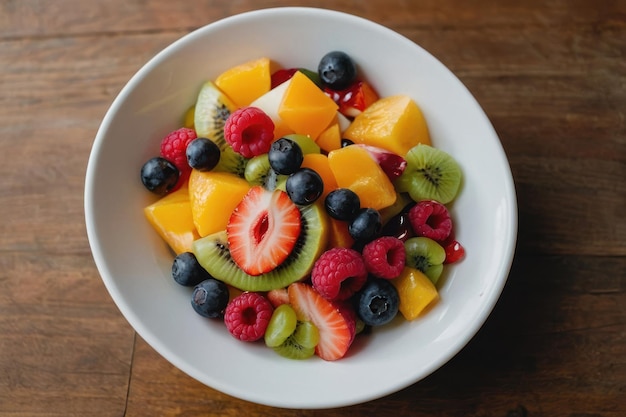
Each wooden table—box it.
[1,1,624,415]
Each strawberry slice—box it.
[288,282,357,361]
[227,186,301,276]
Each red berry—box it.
[288,283,357,361]
[266,287,289,308]
[408,200,453,242]
[271,68,298,89]
[227,186,301,276]
[311,247,367,301]
[224,107,275,158]
[160,127,196,171]
[159,127,197,191]
[362,236,406,279]
[224,292,273,342]
[324,80,379,118]
[443,237,465,264]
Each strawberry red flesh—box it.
[288,282,356,361]
[324,80,379,118]
[227,186,301,276]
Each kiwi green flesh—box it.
[192,203,326,292]
[244,155,289,190]
[192,81,248,177]
[404,236,446,283]
[272,334,315,360]
[394,144,462,204]
[282,133,321,155]
[194,81,236,142]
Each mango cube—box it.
[278,71,339,139]
[343,95,431,156]
[188,170,251,237]
[391,267,439,320]
[144,186,200,254]
[327,145,396,211]
[215,57,271,107]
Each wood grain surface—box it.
[0,1,624,416]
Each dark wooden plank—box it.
[0,1,624,416]
[1,0,624,39]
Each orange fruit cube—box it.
[391,267,439,320]
[343,95,431,156]
[316,121,342,153]
[215,57,271,108]
[278,71,339,139]
[327,217,354,249]
[188,170,251,237]
[144,186,200,254]
[327,145,396,211]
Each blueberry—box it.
[324,188,360,221]
[341,138,354,148]
[286,167,324,205]
[318,51,358,90]
[191,278,230,319]
[268,137,304,175]
[140,156,179,195]
[357,279,399,326]
[186,138,221,171]
[172,252,212,287]
[349,208,382,242]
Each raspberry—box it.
[408,200,453,242]
[160,127,197,191]
[224,107,275,158]
[224,292,274,342]
[311,247,367,301]
[160,127,197,171]
[362,236,406,279]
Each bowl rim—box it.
[85,6,518,409]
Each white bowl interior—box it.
[85,7,517,409]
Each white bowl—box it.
[85,7,517,409]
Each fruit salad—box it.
[140,51,465,361]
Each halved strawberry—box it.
[227,186,301,276]
[266,287,290,308]
[287,282,356,361]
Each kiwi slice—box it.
[272,333,315,360]
[404,236,446,284]
[394,144,462,204]
[244,154,289,191]
[281,133,321,155]
[194,81,248,177]
[192,202,328,292]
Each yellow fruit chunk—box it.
[214,57,271,108]
[144,186,200,254]
[278,71,339,139]
[188,170,251,237]
[316,121,342,153]
[327,145,396,211]
[300,153,338,199]
[327,217,354,249]
[391,267,439,320]
[343,95,431,156]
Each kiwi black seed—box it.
[395,144,462,204]
[244,154,289,191]
[272,334,315,360]
[192,202,327,292]
[403,236,446,284]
